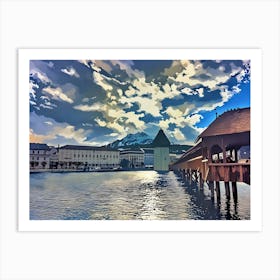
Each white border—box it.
[18,48,262,231]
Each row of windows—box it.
[72,154,119,158]
[31,157,47,160]
[31,150,47,154]
[121,156,144,160]
[61,163,119,167]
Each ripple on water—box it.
[30,171,250,220]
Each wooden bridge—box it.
[172,108,250,203]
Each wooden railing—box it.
[207,162,250,184]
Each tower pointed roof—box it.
[152,129,170,147]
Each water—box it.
[30,171,250,220]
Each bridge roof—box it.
[197,107,250,141]
[173,142,202,165]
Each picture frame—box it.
[1,0,279,280]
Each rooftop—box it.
[30,143,50,150]
[120,147,144,154]
[141,148,154,154]
[60,145,118,151]
[152,129,170,147]
[197,107,250,141]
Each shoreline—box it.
[30,168,155,174]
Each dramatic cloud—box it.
[29,59,250,145]
[43,86,74,104]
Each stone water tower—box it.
[152,129,170,171]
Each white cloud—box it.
[30,70,51,84]
[232,85,241,93]
[111,60,144,78]
[173,128,186,141]
[93,71,113,91]
[43,86,74,104]
[95,118,107,127]
[120,95,162,117]
[108,132,119,137]
[29,80,39,99]
[54,125,88,143]
[30,114,92,145]
[165,107,183,118]
[158,119,170,130]
[186,114,203,126]
[197,88,204,97]
[61,67,80,78]
[74,103,104,112]
[82,123,93,127]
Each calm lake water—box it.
[30,171,250,220]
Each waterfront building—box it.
[141,148,154,168]
[120,148,144,169]
[49,146,59,169]
[152,129,170,171]
[30,143,50,169]
[58,145,120,170]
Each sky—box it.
[29,59,250,146]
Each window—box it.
[37,157,39,160]
[38,151,39,154]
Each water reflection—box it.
[30,171,250,220]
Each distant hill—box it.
[108,132,192,154]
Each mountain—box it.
[109,132,153,148]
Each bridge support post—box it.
[189,169,192,185]
[232,182,238,203]
[195,171,198,182]
[182,169,186,182]
[225,182,230,200]
[209,181,215,200]
[215,181,221,201]
[199,173,204,190]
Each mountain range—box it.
[108,132,193,154]
[109,132,153,148]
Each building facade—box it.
[120,148,144,169]
[152,129,170,171]
[30,143,50,169]
[141,148,154,168]
[58,145,120,170]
